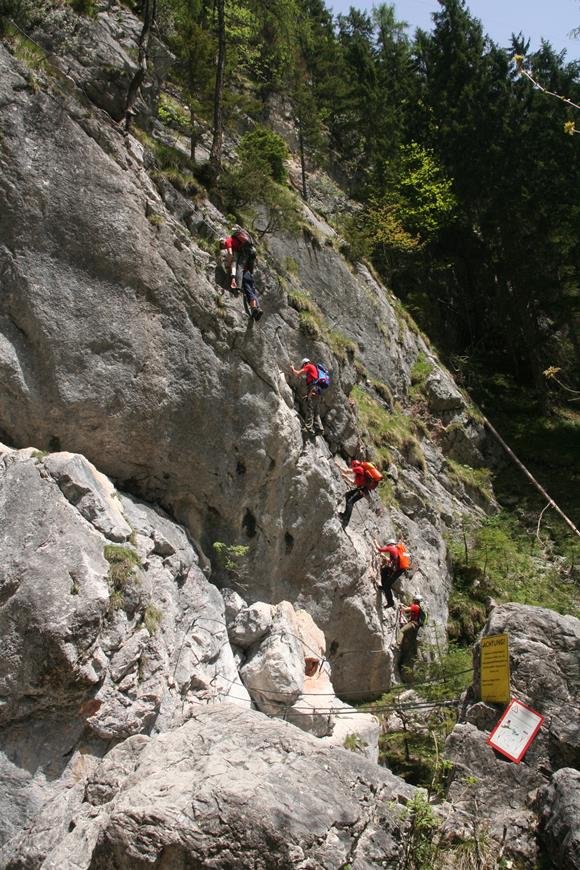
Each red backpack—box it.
[232,227,253,247]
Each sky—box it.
[330,0,580,60]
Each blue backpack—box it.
[316,364,331,390]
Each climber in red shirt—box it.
[374,538,404,608]
[337,459,372,528]
[399,595,423,637]
[219,227,256,289]
[290,358,324,436]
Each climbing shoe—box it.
[252,308,263,321]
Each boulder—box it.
[228,601,274,649]
[240,602,304,715]
[0,704,417,870]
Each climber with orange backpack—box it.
[337,459,383,528]
[219,226,257,289]
[373,538,412,608]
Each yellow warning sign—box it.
[481,633,510,703]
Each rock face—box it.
[1,704,416,870]
[536,768,580,870]
[0,13,488,697]
[0,445,249,846]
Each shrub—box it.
[69,0,96,15]
[238,126,288,183]
[157,93,189,130]
[446,459,493,503]
[212,542,249,573]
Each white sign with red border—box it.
[487,698,544,763]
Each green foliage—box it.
[151,167,200,195]
[343,732,367,753]
[282,255,299,276]
[351,385,424,470]
[327,330,357,363]
[371,379,393,406]
[67,0,96,15]
[447,513,580,644]
[212,541,250,572]
[143,602,163,635]
[5,26,49,72]
[238,126,288,183]
[147,212,164,227]
[104,545,141,610]
[157,93,189,130]
[410,640,473,703]
[400,793,440,868]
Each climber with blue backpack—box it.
[290,358,331,436]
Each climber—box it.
[219,227,257,290]
[337,459,382,528]
[399,595,424,638]
[241,266,263,321]
[290,358,324,436]
[373,538,408,608]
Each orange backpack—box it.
[397,542,411,570]
[361,461,383,489]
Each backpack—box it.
[316,364,331,390]
[418,607,427,627]
[232,227,254,247]
[396,542,411,571]
[361,461,383,490]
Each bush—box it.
[238,126,288,183]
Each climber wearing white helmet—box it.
[399,593,425,637]
[373,538,411,608]
[290,358,324,436]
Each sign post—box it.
[480,633,510,703]
[487,698,544,763]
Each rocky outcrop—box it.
[0,704,416,869]
[442,604,580,865]
[0,445,249,845]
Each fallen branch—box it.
[483,415,580,538]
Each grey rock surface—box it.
[0,23,490,698]
[0,446,249,846]
[536,768,580,870]
[1,704,416,870]
[228,600,274,648]
[43,451,132,541]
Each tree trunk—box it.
[208,0,225,182]
[298,120,308,201]
[190,106,198,162]
[124,0,157,129]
